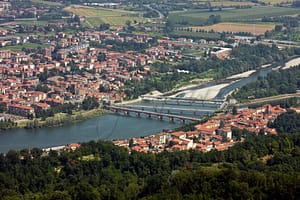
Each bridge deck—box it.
[141,95,224,104]
[107,106,202,122]
[118,104,214,113]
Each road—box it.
[144,5,164,19]
[235,92,300,107]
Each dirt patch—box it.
[191,23,275,35]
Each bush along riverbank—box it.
[18,108,109,129]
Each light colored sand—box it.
[282,57,300,69]
[171,83,229,100]
[261,64,271,68]
[147,90,163,96]
[226,70,256,79]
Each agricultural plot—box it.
[209,1,257,7]
[171,30,221,40]
[257,0,294,4]
[31,0,62,6]
[64,5,145,26]
[189,0,292,5]
[2,42,49,52]
[191,22,275,35]
[169,6,300,25]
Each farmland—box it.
[64,5,146,26]
[168,6,300,25]
[170,30,221,40]
[209,1,257,7]
[190,22,276,35]
[31,0,62,6]
[2,42,49,52]
[187,0,293,6]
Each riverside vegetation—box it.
[232,64,300,101]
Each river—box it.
[0,115,180,153]
[0,58,299,153]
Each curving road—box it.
[144,5,165,19]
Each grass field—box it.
[170,30,221,40]
[209,1,257,7]
[189,0,293,5]
[31,0,62,6]
[9,20,50,26]
[64,5,146,26]
[182,49,205,57]
[169,6,300,25]
[257,0,294,4]
[2,42,49,52]
[190,22,276,35]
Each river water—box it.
[0,58,299,153]
[0,115,180,153]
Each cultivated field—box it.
[31,0,62,6]
[64,5,145,26]
[257,0,294,4]
[169,6,300,25]
[2,42,49,52]
[209,1,257,7]
[191,22,275,35]
[189,0,293,5]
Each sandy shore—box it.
[171,83,229,100]
[226,70,256,79]
[282,57,300,69]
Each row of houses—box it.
[113,104,288,153]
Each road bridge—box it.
[141,95,224,107]
[105,105,202,123]
[116,104,214,115]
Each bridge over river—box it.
[105,105,202,123]
[115,104,214,116]
[141,95,224,106]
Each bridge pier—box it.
[157,115,163,120]
[147,113,151,118]
[169,117,174,122]
[180,119,185,124]
[136,112,140,117]
[124,111,129,116]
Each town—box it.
[0,16,244,123]
[113,104,290,153]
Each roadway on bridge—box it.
[106,105,202,122]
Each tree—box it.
[36,84,51,93]
[232,106,238,115]
[97,53,106,62]
[164,19,174,33]
[0,102,7,113]
[275,25,283,32]
[73,183,100,200]
[129,138,134,147]
[99,23,110,31]
[82,96,99,110]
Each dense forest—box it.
[1,111,300,199]
[232,64,300,100]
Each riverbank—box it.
[282,57,300,70]
[16,108,109,129]
[171,83,229,100]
